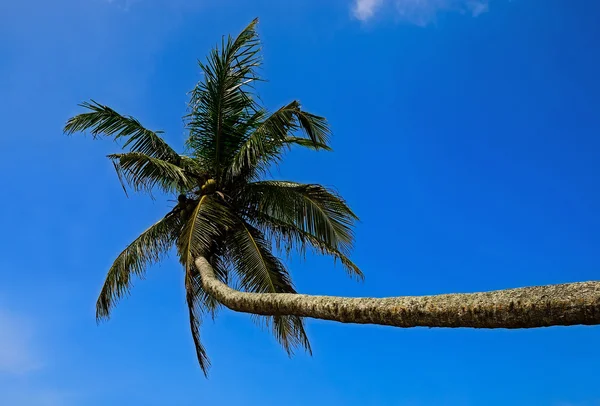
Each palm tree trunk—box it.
[196,257,600,328]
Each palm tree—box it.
[65,19,600,376]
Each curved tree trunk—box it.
[196,257,600,329]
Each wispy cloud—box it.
[0,307,41,375]
[352,0,489,24]
[352,0,385,20]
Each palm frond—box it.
[176,195,239,374]
[226,101,332,182]
[252,314,312,357]
[228,221,292,293]
[281,136,332,151]
[64,100,180,162]
[185,265,211,376]
[176,194,236,310]
[294,108,330,146]
[239,181,358,255]
[179,155,209,183]
[255,213,363,280]
[176,195,236,268]
[108,152,193,196]
[226,220,311,355]
[186,18,261,181]
[96,209,182,321]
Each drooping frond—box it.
[226,103,296,179]
[226,220,311,354]
[281,136,332,151]
[237,180,361,279]
[175,195,239,375]
[96,209,182,321]
[64,100,180,162]
[228,221,293,293]
[226,101,332,182]
[270,315,311,356]
[176,195,236,269]
[239,181,358,253]
[251,313,312,357]
[255,213,363,280]
[185,264,211,376]
[186,19,262,181]
[293,109,330,147]
[108,152,192,196]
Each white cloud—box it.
[352,0,384,20]
[352,0,489,24]
[0,308,41,375]
[468,0,489,16]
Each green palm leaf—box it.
[108,152,192,196]
[227,101,332,182]
[176,195,235,267]
[64,100,180,162]
[228,221,292,293]
[176,195,237,375]
[281,136,332,151]
[227,220,311,355]
[240,181,358,253]
[96,209,182,321]
[186,19,261,181]
[255,213,363,280]
[185,264,211,376]
[177,195,237,315]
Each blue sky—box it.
[1,0,599,404]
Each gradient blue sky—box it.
[1,0,600,405]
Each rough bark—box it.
[196,257,600,329]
